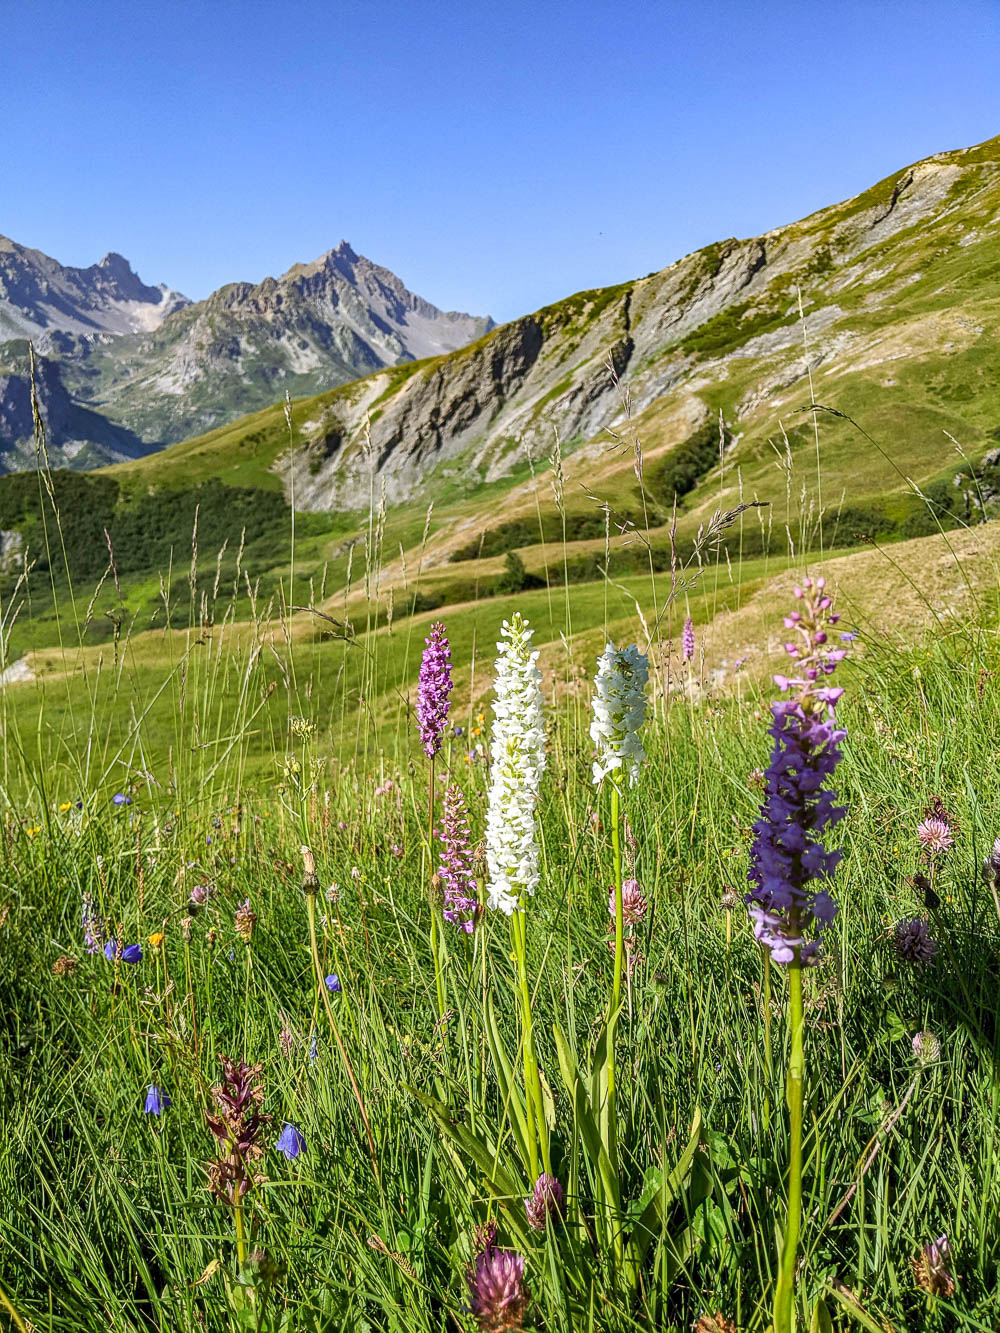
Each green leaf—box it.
[626,1107,703,1275]
[483,993,532,1169]
[404,1083,533,1249]
[552,1023,620,1225]
[810,1296,835,1333]
[538,1063,557,1131]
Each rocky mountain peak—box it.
[0,235,189,339]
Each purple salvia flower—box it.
[682,616,695,662]
[466,1245,529,1331]
[746,577,847,964]
[416,621,453,758]
[438,783,479,933]
[524,1172,564,1231]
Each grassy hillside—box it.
[81,134,998,607]
[0,133,998,736]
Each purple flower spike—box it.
[144,1085,170,1115]
[438,784,479,934]
[416,621,453,758]
[467,1245,529,1331]
[276,1123,306,1160]
[524,1172,564,1231]
[746,583,848,964]
[324,973,342,993]
[682,616,695,662]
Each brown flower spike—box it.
[204,1057,271,1205]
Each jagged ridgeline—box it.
[0,238,493,468]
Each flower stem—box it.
[428,757,446,1019]
[234,1196,247,1268]
[609,778,624,1020]
[773,959,805,1333]
[511,906,548,1177]
[606,776,624,1189]
[762,946,773,1127]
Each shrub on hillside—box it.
[651,417,730,507]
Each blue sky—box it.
[3,0,999,323]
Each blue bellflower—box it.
[144,1085,171,1114]
[104,940,143,964]
[276,1122,306,1159]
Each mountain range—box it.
[2,133,999,677]
[0,238,493,469]
[107,133,1000,540]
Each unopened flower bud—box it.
[912,1030,941,1066]
[300,845,319,895]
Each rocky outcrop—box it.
[0,528,23,573]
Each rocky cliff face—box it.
[273,145,992,510]
[0,345,145,470]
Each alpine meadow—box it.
[5,116,1000,1333]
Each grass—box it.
[3,384,1000,1332]
[3,597,1000,1331]
[7,155,1000,1325]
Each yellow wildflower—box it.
[147,932,165,950]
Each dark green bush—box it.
[495,551,528,594]
[651,418,729,506]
